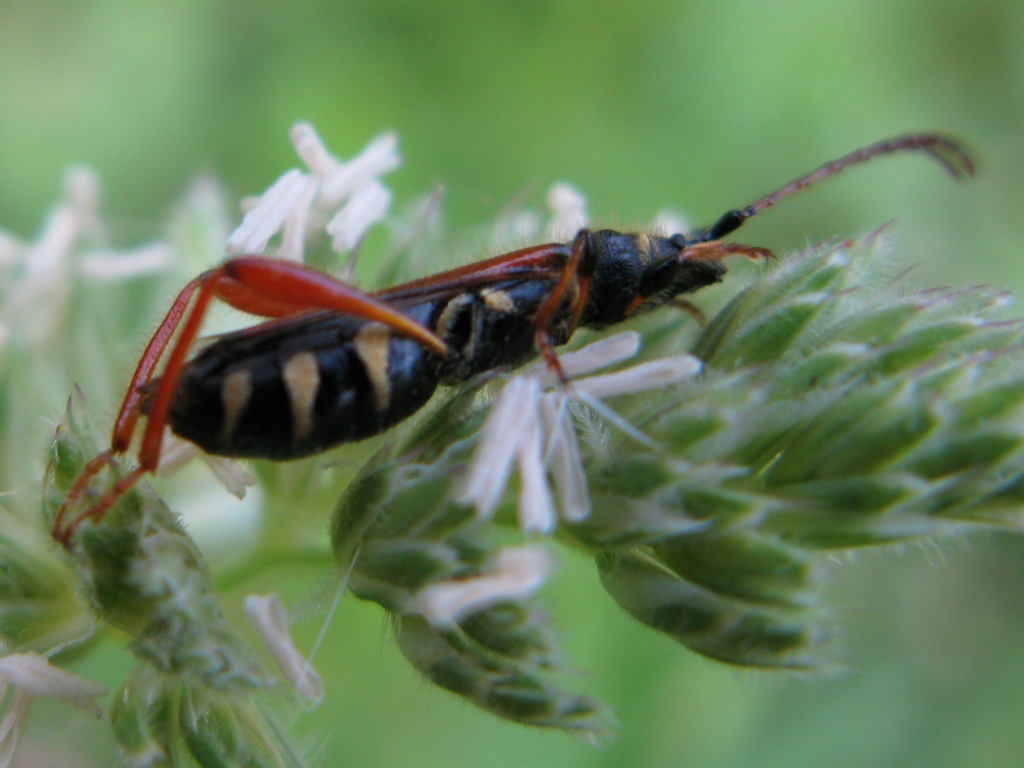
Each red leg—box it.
[50,451,118,544]
[56,270,235,543]
[52,275,208,542]
[114,259,447,461]
[217,258,449,354]
[111,276,204,452]
[531,230,594,384]
[53,257,452,545]
[141,258,454,463]
[54,466,147,547]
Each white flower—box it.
[459,332,702,532]
[226,169,314,257]
[308,129,399,209]
[0,653,107,768]
[545,182,588,241]
[326,179,392,252]
[244,594,323,706]
[491,210,541,246]
[0,167,173,349]
[651,209,690,237]
[79,243,175,279]
[225,124,400,263]
[276,178,319,263]
[414,545,555,627]
[157,432,256,500]
[4,168,92,344]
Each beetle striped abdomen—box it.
[167,307,440,460]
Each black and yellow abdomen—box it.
[167,306,440,460]
[165,276,573,461]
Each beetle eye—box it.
[638,258,677,298]
[669,233,691,249]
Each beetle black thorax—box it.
[580,229,727,327]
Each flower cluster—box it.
[226,123,399,264]
[2,122,1023,765]
[460,331,703,531]
[0,167,174,353]
[0,652,107,766]
[333,232,1024,715]
[0,505,104,768]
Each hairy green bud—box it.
[333,237,1024,724]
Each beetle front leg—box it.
[681,240,774,264]
[532,230,595,383]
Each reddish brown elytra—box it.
[52,134,974,546]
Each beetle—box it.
[51,133,974,544]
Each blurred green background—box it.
[3,1,1024,767]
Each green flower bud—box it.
[113,664,308,768]
[43,399,267,691]
[335,237,1024,694]
[0,505,91,653]
[596,551,829,669]
[397,615,613,738]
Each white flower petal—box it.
[573,355,703,399]
[0,653,106,717]
[10,192,88,343]
[225,169,313,255]
[652,209,689,236]
[0,687,32,768]
[539,396,590,522]
[318,132,400,209]
[325,180,392,253]
[416,545,554,627]
[460,334,690,532]
[157,432,255,499]
[492,210,541,245]
[571,389,658,448]
[63,166,102,230]
[23,207,76,279]
[290,123,342,181]
[516,401,557,533]
[526,330,640,385]
[244,594,324,705]
[275,178,319,263]
[79,243,175,280]
[155,432,202,477]
[21,166,100,281]
[0,166,105,348]
[200,455,257,500]
[545,183,588,241]
[459,376,538,518]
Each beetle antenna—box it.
[700,133,975,242]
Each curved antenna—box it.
[702,133,975,242]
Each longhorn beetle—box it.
[52,134,974,545]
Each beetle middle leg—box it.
[531,229,595,383]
